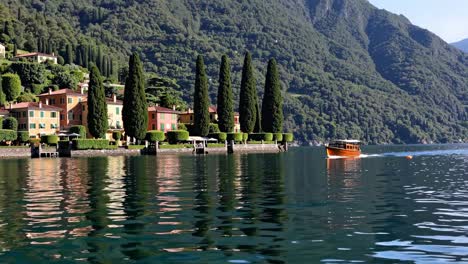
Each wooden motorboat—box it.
[326,140,361,158]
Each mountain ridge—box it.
[0,0,467,144]
[452,38,468,53]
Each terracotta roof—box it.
[7,102,62,111]
[14,52,57,58]
[38,88,86,97]
[148,106,179,113]
[209,106,217,113]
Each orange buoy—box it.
[406,155,413,160]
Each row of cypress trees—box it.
[193,52,284,136]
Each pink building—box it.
[147,106,179,132]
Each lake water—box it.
[0,145,468,263]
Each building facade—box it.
[8,102,61,137]
[13,52,58,64]
[0,43,5,59]
[147,106,179,132]
[179,106,241,132]
[38,89,86,130]
[81,94,124,131]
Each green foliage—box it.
[40,135,59,146]
[262,58,283,133]
[193,55,210,136]
[227,133,243,142]
[9,63,46,89]
[243,133,249,142]
[166,130,189,144]
[123,53,148,140]
[1,73,21,101]
[112,131,122,141]
[177,123,187,131]
[249,133,273,142]
[209,123,220,133]
[16,131,29,143]
[70,125,87,138]
[239,53,258,133]
[73,139,111,150]
[16,92,38,102]
[145,75,187,110]
[208,132,227,141]
[254,100,261,133]
[146,130,165,142]
[0,76,5,106]
[273,133,283,142]
[0,129,17,141]
[29,138,40,146]
[283,133,294,142]
[2,117,18,131]
[127,145,145,150]
[87,64,108,138]
[217,55,234,132]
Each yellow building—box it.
[8,102,61,137]
[13,52,58,64]
[0,43,5,59]
[81,95,123,139]
[179,106,241,132]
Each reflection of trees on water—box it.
[121,157,151,260]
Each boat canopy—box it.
[330,139,361,144]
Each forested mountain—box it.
[452,38,468,53]
[1,0,467,144]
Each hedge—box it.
[73,139,111,150]
[227,133,243,142]
[17,131,29,143]
[127,145,146,150]
[283,133,294,142]
[208,132,227,141]
[2,117,18,131]
[209,123,220,133]
[70,125,87,138]
[30,138,40,146]
[249,133,273,141]
[273,133,283,142]
[167,130,189,144]
[0,129,17,141]
[146,130,165,142]
[112,131,122,141]
[41,135,59,146]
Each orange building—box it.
[179,106,241,132]
[147,106,179,132]
[8,102,61,137]
[38,89,86,130]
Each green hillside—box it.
[1,0,467,144]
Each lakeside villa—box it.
[179,106,241,132]
[13,52,58,64]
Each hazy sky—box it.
[369,0,468,43]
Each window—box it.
[29,111,34,117]
[79,115,82,121]
[78,98,82,102]
[190,115,193,121]
[40,111,44,118]
[39,123,46,129]
[172,114,177,120]
[160,124,165,131]
[50,98,56,105]
[51,112,57,118]
[30,123,36,129]
[60,98,65,104]
[116,121,121,129]
[172,124,176,130]
[60,114,64,120]
[68,98,73,104]
[22,111,26,118]
[152,113,155,119]
[68,111,73,120]
[51,124,57,129]
[82,105,85,111]
[152,124,156,130]
[116,107,120,115]
[160,113,165,119]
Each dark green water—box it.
[0,145,468,263]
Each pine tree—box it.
[261,58,283,133]
[217,55,234,132]
[87,64,108,139]
[123,53,148,141]
[239,52,257,133]
[193,55,210,136]
[65,44,73,65]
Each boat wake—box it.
[328,149,468,159]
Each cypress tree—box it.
[193,55,210,136]
[123,53,148,141]
[65,44,73,65]
[217,55,234,132]
[0,75,5,107]
[87,64,108,139]
[254,100,262,133]
[261,58,283,133]
[239,52,257,133]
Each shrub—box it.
[243,133,249,142]
[273,133,283,142]
[0,118,2,129]
[127,145,145,150]
[112,131,122,141]
[2,117,18,131]
[283,133,294,142]
[29,138,40,146]
[41,135,59,146]
[146,130,165,142]
[0,129,17,141]
[227,133,243,142]
[167,130,189,144]
[208,132,227,141]
[177,123,187,131]
[249,133,273,141]
[73,139,111,150]
[209,123,220,133]
[70,125,87,138]
[17,131,29,143]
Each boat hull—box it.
[326,147,361,158]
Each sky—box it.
[369,0,468,43]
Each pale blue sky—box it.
[369,0,468,43]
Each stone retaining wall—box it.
[70,149,141,157]
[232,144,280,153]
[0,147,31,158]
